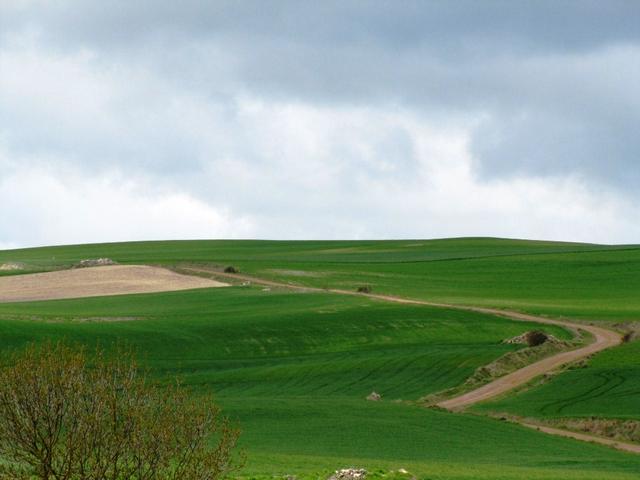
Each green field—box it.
[473,339,640,420]
[3,238,639,320]
[1,238,639,479]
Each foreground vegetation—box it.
[0,342,237,480]
[1,238,639,478]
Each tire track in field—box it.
[179,266,634,454]
[548,371,628,415]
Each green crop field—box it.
[2,238,639,320]
[1,238,639,479]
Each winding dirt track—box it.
[0,264,631,452]
[181,267,622,410]
[434,307,622,410]
[181,267,636,453]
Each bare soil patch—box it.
[548,417,640,445]
[0,265,228,303]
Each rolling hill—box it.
[0,238,638,479]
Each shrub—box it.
[0,342,239,480]
[524,330,548,347]
[356,286,372,294]
[224,266,239,274]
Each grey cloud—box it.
[1,0,639,211]
[3,1,640,54]
[471,111,640,189]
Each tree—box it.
[0,342,239,480]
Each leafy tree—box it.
[0,342,239,480]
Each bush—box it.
[0,342,239,480]
[525,330,548,347]
[224,266,239,274]
[622,331,635,343]
[356,286,372,294]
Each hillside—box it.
[3,238,638,320]
[0,238,639,479]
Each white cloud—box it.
[0,18,638,248]
[0,166,254,247]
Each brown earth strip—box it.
[0,265,228,303]
[435,309,621,410]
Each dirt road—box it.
[1,264,629,452]
[181,266,632,453]
[0,265,228,303]
[181,267,622,410]
[434,307,622,410]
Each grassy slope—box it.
[1,238,640,477]
[0,288,637,478]
[0,288,558,398]
[2,237,638,320]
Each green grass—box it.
[230,398,640,479]
[2,237,639,320]
[0,287,570,399]
[472,340,640,421]
[2,238,640,478]
[0,287,637,478]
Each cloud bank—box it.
[1,1,639,247]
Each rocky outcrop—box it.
[366,391,381,401]
[328,469,367,480]
[73,258,117,268]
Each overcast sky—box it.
[1,1,639,248]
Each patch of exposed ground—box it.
[549,417,640,445]
[0,265,228,303]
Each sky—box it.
[1,1,639,248]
